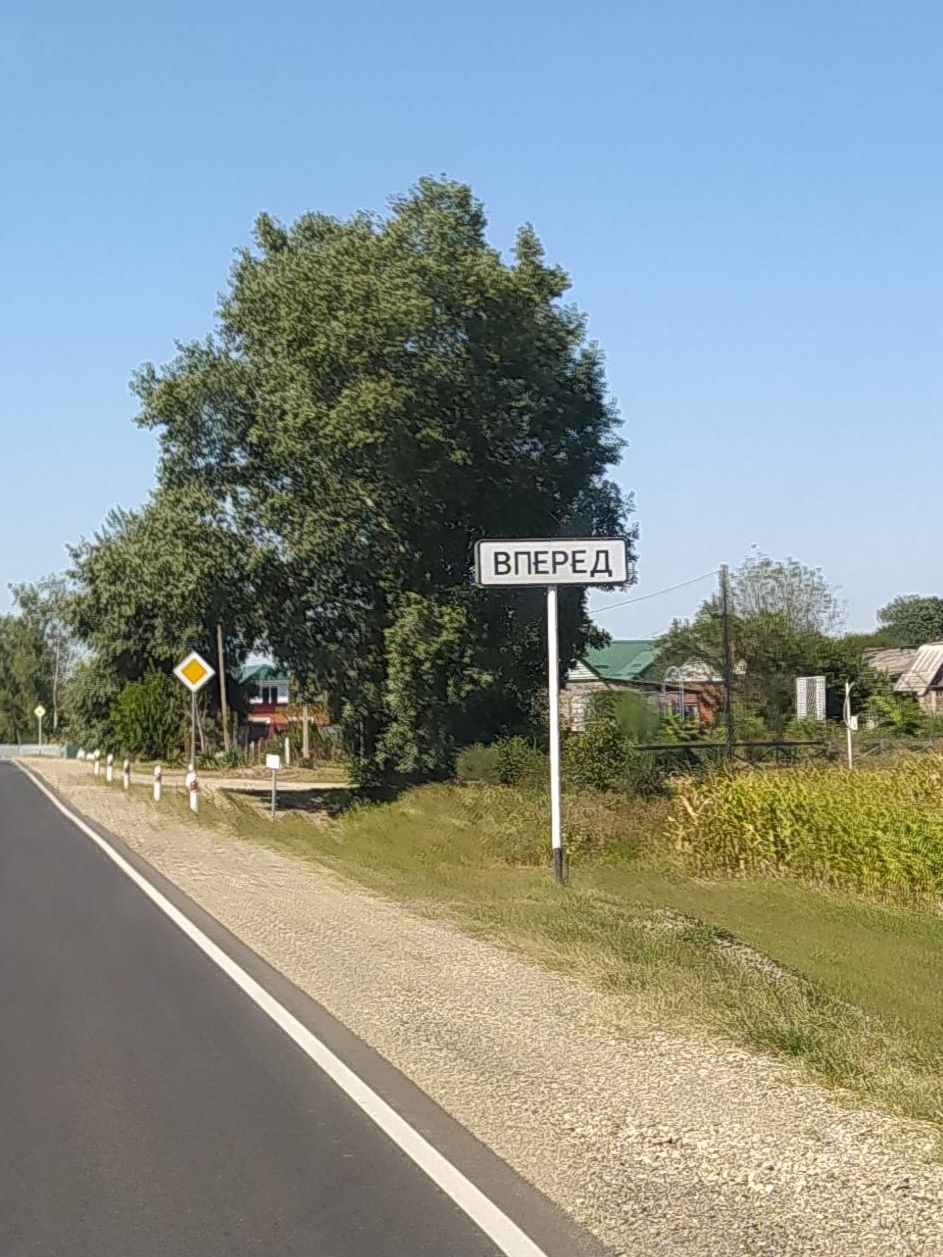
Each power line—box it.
[592,569,719,614]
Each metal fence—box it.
[631,740,832,770]
[0,744,65,760]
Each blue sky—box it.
[1,0,940,637]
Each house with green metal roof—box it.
[236,663,292,736]
[562,640,661,730]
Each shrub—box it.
[623,748,671,798]
[455,743,501,783]
[111,671,186,760]
[494,736,545,786]
[564,720,628,791]
[592,690,661,742]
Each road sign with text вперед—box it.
[474,536,630,885]
[474,538,628,587]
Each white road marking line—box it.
[15,763,549,1257]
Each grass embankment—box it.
[112,761,943,1127]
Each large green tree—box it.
[0,615,54,743]
[9,573,74,734]
[658,553,875,731]
[133,179,629,780]
[68,485,261,739]
[876,595,943,648]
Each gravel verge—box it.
[27,758,943,1257]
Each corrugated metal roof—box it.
[577,640,660,682]
[894,643,943,696]
[864,647,917,678]
[236,663,291,685]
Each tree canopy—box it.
[133,179,629,779]
[10,573,74,733]
[876,595,943,648]
[0,614,53,743]
[658,552,874,731]
[68,485,259,679]
[66,485,261,744]
[731,549,845,636]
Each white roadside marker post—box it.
[93,750,100,776]
[122,758,130,791]
[106,753,114,784]
[186,764,198,813]
[153,764,162,803]
[474,537,629,884]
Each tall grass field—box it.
[673,758,943,904]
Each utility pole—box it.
[719,565,736,761]
[216,623,230,753]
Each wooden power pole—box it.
[719,565,736,761]
[216,623,231,753]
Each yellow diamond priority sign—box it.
[174,650,216,694]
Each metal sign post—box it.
[546,587,563,881]
[843,680,856,770]
[174,651,216,768]
[266,753,281,818]
[475,537,629,883]
[34,705,46,754]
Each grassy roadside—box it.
[126,759,349,784]
[202,780,943,1128]
[94,772,943,1129]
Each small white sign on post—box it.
[475,536,630,883]
[266,753,281,819]
[34,704,46,753]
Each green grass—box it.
[126,758,350,784]
[103,772,943,1129]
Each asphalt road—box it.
[0,763,588,1257]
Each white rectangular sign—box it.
[475,538,628,587]
[265,754,281,771]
